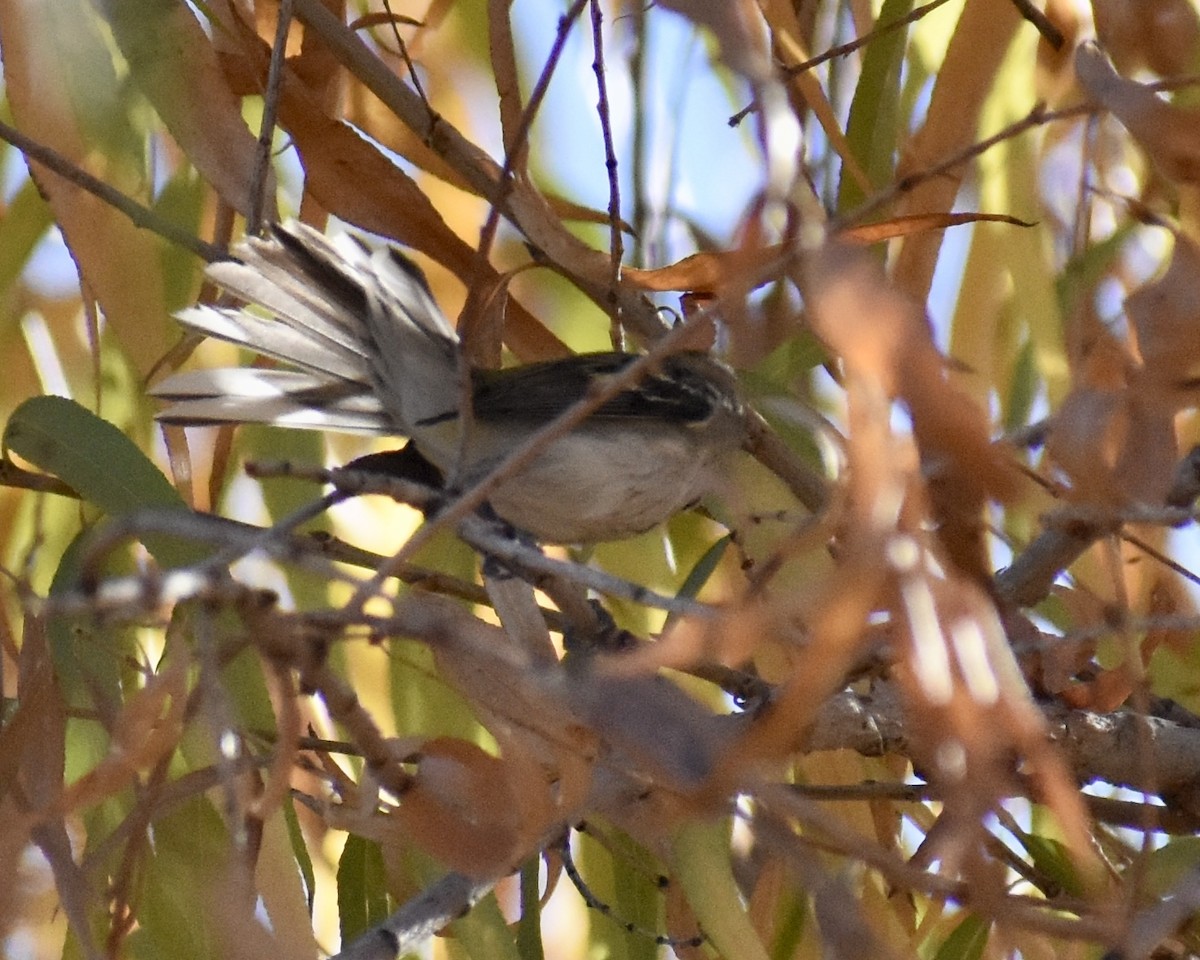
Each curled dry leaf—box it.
[838,212,1036,246]
[622,215,1029,295]
[623,244,779,294]
[1076,42,1200,185]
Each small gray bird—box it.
[152,221,745,543]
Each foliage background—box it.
[3,0,1200,959]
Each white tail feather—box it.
[156,222,462,461]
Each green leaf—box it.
[284,796,317,914]
[0,177,53,302]
[1013,829,1085,897]
[447,891,521,960]
[934,914,990,960]
[338,834,391,944]
[677,535,729,601]
[4,395,202,568]
[132,794,229,960]
[47,530,127,712]
[153,166,207,311]
[576,827,663,960]
[769,888,807,960]
[1139,836,1200,897]
[837,0,912,211]
[672,819,769,960]
[745,333,827,395]
[1003,338,1038,434]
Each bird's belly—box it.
[482,428,717,543]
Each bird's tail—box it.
[151,221,462,462]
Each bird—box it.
[151,221,745,544]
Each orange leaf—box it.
[393,737,525,877]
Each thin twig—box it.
[628,2,648,267]
[248,0,292,234]
[1009,0,1064,49]
[460,514,713,618]
[590,0,625,349]
[0,457,79,499]
[382,0,435,113]
[839,102,1092,230]
[467,0,591,293]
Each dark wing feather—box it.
[468,352,719,425]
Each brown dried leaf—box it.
[892,564,1100,879]
[621,215,1025,295]
[1077,42,1200,184]
[840,212,1036,246]
[344,79,473,190]
[60,661,188,812]
[803,244,1017,581]
[803,245,916,390]
[392,737,528,877]
[624,244,778,294]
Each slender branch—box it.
[468,0,590,283]
[628,2,648,267]
[381,0,435,111]
[1009,0,1064,49]
[0,119,225,262]
[248,0,292,234]
[589,0,626,348]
